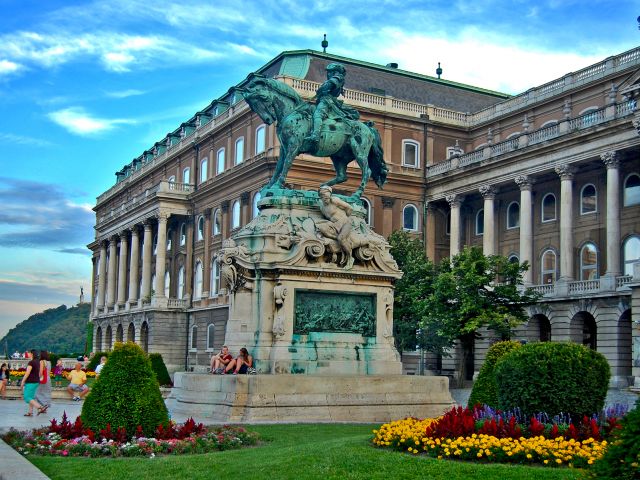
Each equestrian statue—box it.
[240,63,388,199]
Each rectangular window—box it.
[402,141,419,168]
[216,149,225,175]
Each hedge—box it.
[468,340,521,408]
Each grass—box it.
[29,424,584,480]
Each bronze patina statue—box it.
[241,63,388,199]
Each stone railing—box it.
[529,284,555,296]
[167,298,188,309]
[616,275,633,288]
[529,275,634,299]
[568,279,601,294]
[427,102,634,178]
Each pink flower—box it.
[62,450,68,456]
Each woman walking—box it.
[21,350,45,416]
[34,350,51,413]
[0,363,9,399]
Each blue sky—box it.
[0,0,637,338]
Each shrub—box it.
[81,342,168,437]
[149,353,172,386]
[495,342,610,418]
[468,340,521,408]
[591,399,640,479]
[86,352,109,371]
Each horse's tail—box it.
[366,122,388,188]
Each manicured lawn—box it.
[29,424,583,480]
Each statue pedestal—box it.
[219,189,403,375]
[169,190,454,421]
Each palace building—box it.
[88,46,640,386]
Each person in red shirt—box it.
[210,346,233,374]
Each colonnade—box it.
[441,151,622,285]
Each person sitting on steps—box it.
[210,346,233,374]
[226,348,254,375]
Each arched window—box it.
[580,184,597,214]
[194,261,203,300]
[105,325,113,350]
[116,324,123,342]
[252,192,261,218]
[232,200,241,229]
[361,198,372,225]
[200,158,208,183]
[507,202,520,229]
[402,140,419,168]
[166,229,172,251]
[541,249,556,284]
[255,125,266,154]
[164,271,170,298]
[508,254,519,264]
[197,216,204,241]
[206,324,215,351]
[580,242,598,280]
[541,193,556,222]
[95,326,103,351]
[182,167,190,185]
[403,204,418,231]
[140,322,149,352]
[475,209,484,235]
[178,266,185,299]
[127,323,135,342]
[168,175,176,184]
[623,236,640,276]
[216,148,225,175]
[624,173,640,206]
[189,324,197,351]
[235,137,244,165]
[210,258,220,296]
[179,223,186,246]
[213,209,221,235]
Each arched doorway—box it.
[528,314,551,342]
[127,323,135,343]
[618,310,632,377]
[116,324,123,343]
[95,326,102,351]
[570,312,597,350]
[105,325,113,351]
[140,322,149,353]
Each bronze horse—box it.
[241,77,387,198]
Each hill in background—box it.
[1,303,90,356]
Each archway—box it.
[570,311,597,350]
[617,309,632,377]
[95,326,103,351]
[116,324,123,343]
[140,322,149,353]
[105,325,113,351]
[127,322,135,342]
[528,314,551,342]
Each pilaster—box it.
[446,194,464,257]
[479,185,497,256]
[515,175,534,284]
[601,151,621,277]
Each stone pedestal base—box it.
[166,373,454,423]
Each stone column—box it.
[154,214,168,298]
[128,227,140,304]
[140,221,153,300]
[479,185,497,256]
[446,194,464,257]
[425,203,436,260]
[515,175,534,284]
[203,208,212,297]
[116,232,128,306]
[381,196,395,238]
[106,236,118,307]
[185,219,194,302]
[97,241,107,310]
[601,151,621,277]
[555,164,577,281]
[240,191,251,226]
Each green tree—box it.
[422,246,539,385]
[388,231,435,354]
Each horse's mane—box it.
[256,78,303,105]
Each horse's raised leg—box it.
[321,157,348,187]
[275,140,302,187]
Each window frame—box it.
[475,209,484,236]
[541,193,556,223]
[164,270,170,298]
[623,173,640,207]
[196,216,204,242]
[401,139,420,168]
[182,167,190,185]
[255,125,266,154]
[231,200,241,229]
[235,137,244,165]
[210,257,220,296]
[178,266,185,299]
[361,197,372,226]
[623,235,640,276]
[199,157,208,183]
[179,223,186,246]
[216,148,225,175]
[189,324,198,352]
[402,204,418,232]
[579,242,598,280]
[580,184,597,215]
[506,201,520,230]
[206,324,215,352]
[252,192,261,219]
[212,209,221,235]
[541,249,557,285]
[194,261,203,300]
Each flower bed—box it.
[372,404,627,468]
[3,413,258,458]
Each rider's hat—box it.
[326,63,346,74]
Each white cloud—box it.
[0,133,53,147]
[0,59,21,74]
[48,107,135,135]
[105,88,146,98]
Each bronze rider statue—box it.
[305,63,361,148]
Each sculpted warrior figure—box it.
[305,63,361,148]
[317,186,356,270]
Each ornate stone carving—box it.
[600,151,620,169]
[294,291,376,337]
[514,175,533,190]
[273,282,288,307]
[633,115,640,135]
[221,200,230,213]
[272,281,288,338]
[479,185,498,199]
[240,191,251,205]
[217,238,251,294]
[445,193,463,208]
[555,164,577,180]
[381,196,395,209]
